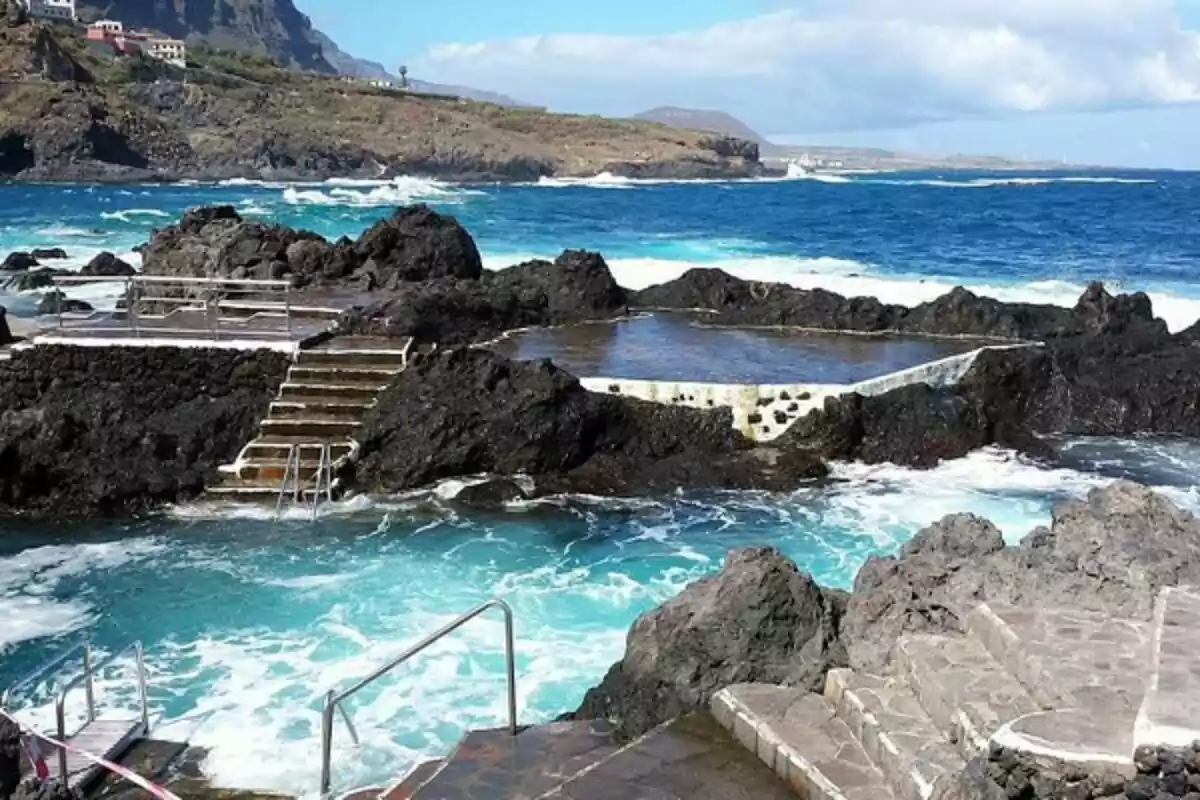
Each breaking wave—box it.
[281,176,484,207]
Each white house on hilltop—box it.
[19,0,77,22]
[89,19,123,34]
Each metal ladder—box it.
[2,639,151,789]
[275,442,335,521]
[318,598,519,797]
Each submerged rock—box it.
[571,547,847,738]
[350,348,826,497]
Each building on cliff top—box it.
[144,36,186,67]
[18,0,75,22]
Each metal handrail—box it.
[318,599,518,796]
[50,275,297,340]
[54,275,293,288]
[275,443,336,521]
[1,639,94,713]
[54,642,150,781]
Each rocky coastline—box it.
[569,480,1200,799]
[4,203,1200,517]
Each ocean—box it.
[1,170,1199,797]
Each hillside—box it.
[0,16,761,182]
[75,0,333,72]
[635,106,768,145]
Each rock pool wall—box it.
[580,345,1033,442]
[0,344,290,519]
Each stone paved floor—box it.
[1137,588,1200,749]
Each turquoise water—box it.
[2,173,1200,796]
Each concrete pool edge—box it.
[580,343,1040,442]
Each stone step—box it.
[296,349,409,369]
[268,401,371,422]
[236,461,328,483]
[825,669,965,800]
[549,713,797,800]
[409,721,617,799]
[241,437,355,462]
[259,418,362,439]
[287,366,397,389]
[967,602,1153,717]
[278,383,380,404]
[892,634,1039,758]
[712,684,897,800]
[380,759,445,800]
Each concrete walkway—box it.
[711,587,1200,800]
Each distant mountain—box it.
[76,0,334,72]
[635,107,769,145]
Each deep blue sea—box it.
[1,171,1199,797]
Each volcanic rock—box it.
[571,547,847,738]
[1,251,36,271]
[843,481,1200,670]
[0,346,289,518]
[634,271,1158,342]
[141,204,482,290]
[0,307,12,347]
[0,715,18,800]
[349,348,827,497]
[35,290,91,316]
[352,205,483,284]
[338,250,630,345]
[4,268,62,292]
[29,247,66,260]
[81,251,135,277]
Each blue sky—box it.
[296,0,1200,168]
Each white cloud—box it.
[412,1,1200,132]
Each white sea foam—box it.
[536,172,635,189]
[33,225,106,238]
[0,539,167,652]
[281,177,484,207]
[99,209,171,222]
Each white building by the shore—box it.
[89,19,123,34]
[19,0,77,22]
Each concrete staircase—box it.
[713,588,1200,800]
[342,715,796,800]
[205,337,413,506]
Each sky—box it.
[296,0,1200,168]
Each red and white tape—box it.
[0,709,181,800]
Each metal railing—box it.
[54,642,150,779]
[1,639,95,715]
[1,639,150,781]
[274,443,335,521]
[318,599,518,797]
[49,275,297,340]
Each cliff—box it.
[0,20,762,182]
[75,0,334,72]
